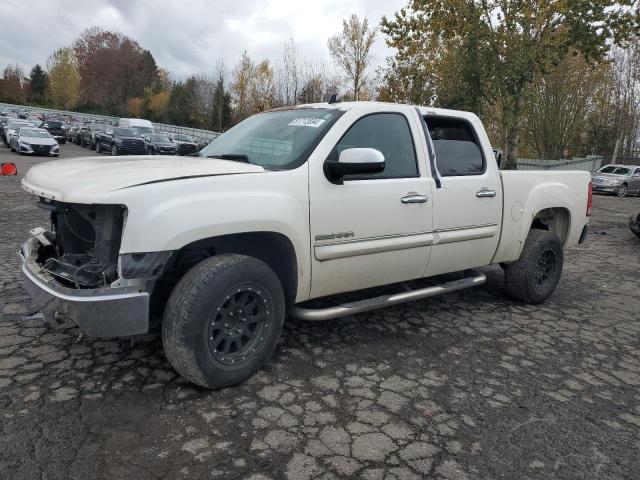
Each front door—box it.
[309,107,434,299]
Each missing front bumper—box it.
[19,240,150,337]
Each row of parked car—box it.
[71,119,203,156]
[0,115,60,156]
[1,107,217,158]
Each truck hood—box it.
[22,155,265,202]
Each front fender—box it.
[111,167,311,297]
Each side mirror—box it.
[325,148,385,183]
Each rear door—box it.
[417,111,502,276]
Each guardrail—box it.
[0,102,221,142]
[517,156,604,171]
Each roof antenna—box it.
[328,93,339,104]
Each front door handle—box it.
[476,189,497,198]
[401,194,428,204]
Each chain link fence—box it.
[516,155,604,171]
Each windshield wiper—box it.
[206,153,251,163]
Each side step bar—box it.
[289,271,486,321]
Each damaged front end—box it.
[35,200,124,288]
[19,199,151,337]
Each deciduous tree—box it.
[382,0,639,168]
[328,14,377,101]
[47,48,80,110]
[1,64,25,104]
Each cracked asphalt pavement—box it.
[1,143,640,479]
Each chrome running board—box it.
[289,271,486,321]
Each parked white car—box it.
[20,101,591,389]
[4,119,34,146]
[10,127,59,156]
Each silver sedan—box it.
[591,164,640,197]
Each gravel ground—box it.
[1,142,640,480]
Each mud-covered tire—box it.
[504,230,563,304]
[162,254,285,389]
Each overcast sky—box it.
[1,0,406,80]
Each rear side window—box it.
[334,113,418,179]
[424,117,484,176]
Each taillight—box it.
[1,163,17,176]
[586,181,593,217]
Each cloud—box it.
[2,0,405,79]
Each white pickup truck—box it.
[19,101,592,389]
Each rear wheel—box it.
[111,145,117,156]
[162,254,285,389]
[504,230,563,304]
[96,142,101,153]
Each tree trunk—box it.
[502,93,524,170]
[503,125,519,170]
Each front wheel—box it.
[96,142,101,153]
[111,145,117,156]
[162,254,285,389]
[616,184,628,197]
[504,230,563,304]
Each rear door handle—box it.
[401,194,428,204]
[476,189,496,198]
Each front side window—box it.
[199,108,342,170]
[425,117,484,176]
[333,113,418,179]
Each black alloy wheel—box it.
[207,286,271,366]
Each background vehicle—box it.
[630,211,640,238]
[591,164,640,197]
[118,118,154,138]
[170,133,198,155]
[81,123,108,149]
[95,127,146,155]
[65,122,82,142]
[20,102,591,390]
[0,116,11,142]
[40,119,67,144]
[143,133,177,155]
[4,119,33,146]
[10,127,59,156]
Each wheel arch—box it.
[530,207,572,245]
[157,231,299,306]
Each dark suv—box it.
[96,127,146,155]
[41,120,67,144]
[143,133,177,155]
[170,134,198,155]
[81,123,109,149]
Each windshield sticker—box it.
[288,118,326,128]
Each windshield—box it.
[175,134,194,142]
[113,127,134,136]
[199,108,342,169]
[131,126,153,136]
[21,129,50,138]
[599,166,630,175]
[150,134,171,142]
[46,121,63,128]
[92,123,108,131]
